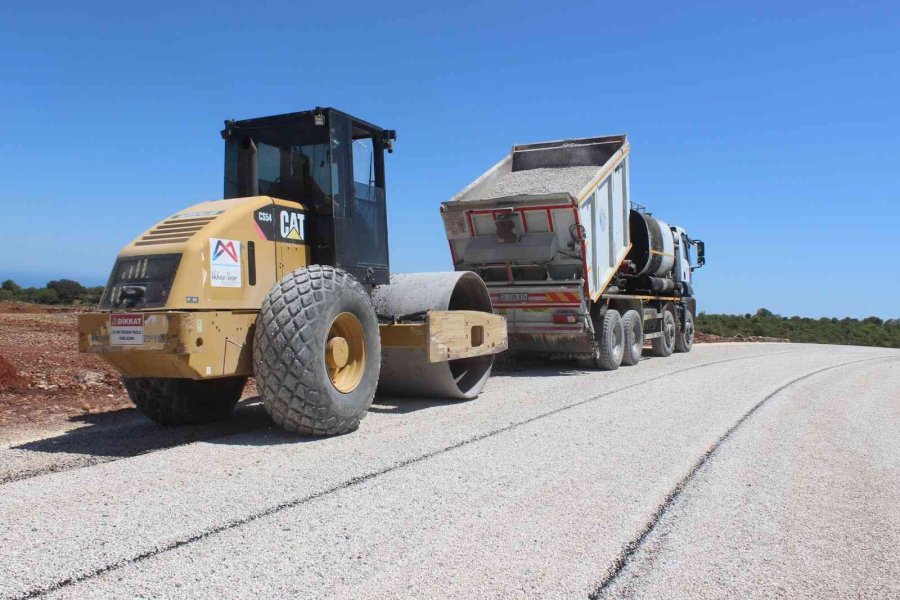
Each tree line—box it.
[0,279,105,305]
[3,279,898,349]
[697,308,900,349]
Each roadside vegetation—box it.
[0,279,104,306]
[2,279,898,349]
[697,308,900,349]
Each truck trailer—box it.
[440,135,705,369]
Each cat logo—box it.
[280,210,305,241]
[253,206,306,245]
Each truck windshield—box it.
[682,234,694,265]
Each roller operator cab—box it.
[221,108,395,286]
[79,108,506,435]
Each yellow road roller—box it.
[79,107,507,435]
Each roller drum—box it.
[372,271,494,399]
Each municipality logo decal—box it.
[210,238,241,288]
[212,239,239,263]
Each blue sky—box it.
[0,1,897,318]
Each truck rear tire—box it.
[253,265,381,436]
[594,309,624,370]
[123,376,246,425]
[651,305,676,357]
[620,310,643,366]
[675,309,695,353]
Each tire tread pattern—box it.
[651,305,676,357]
[123,376,245,425]
[675,309,694,353]
[253,265,380,436]
[621,309,643,366]
[595,310,624,371]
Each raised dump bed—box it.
[442,135,631,308]
[441,134,704,368]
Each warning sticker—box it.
[210,238,242,288]
[110,313,144,345]
[442,211,469,240]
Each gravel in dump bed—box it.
[479,166,600,200]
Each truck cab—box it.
[672,225,705,296]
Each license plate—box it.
[498,293,528,303]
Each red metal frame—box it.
[459,201,591,300]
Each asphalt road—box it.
[0,343,897,599]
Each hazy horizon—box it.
[2,2,898,319]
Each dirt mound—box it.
[0,355,24,390]
[0,309,257,428]
[0,302,93,315]
[0,311,132,426]
[696,331,789,343]
[0,301,49,314]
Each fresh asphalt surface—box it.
[0,343,897,599]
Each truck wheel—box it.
[675,309,695,353]
[620,310,644,366]
[651,305,676,357]
[253,265,381,436]
[123,376,246,425]
[594,309,624,370]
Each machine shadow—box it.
[490,360,601,378]
[12,398,274,458]
[12,357,628,458]
[368,396,462,415]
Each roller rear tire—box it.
[123,376,246,425]
[253,265,381,436]
[621,310,644,366]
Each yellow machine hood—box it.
[100,196,310,312]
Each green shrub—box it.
[0,279,104,306]
[696,309,900,349]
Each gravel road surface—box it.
[0,343,896,599]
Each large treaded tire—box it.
[620,309,644,366]
[675,308,695,353]
[253,265,381,436]
[123,376,246,425]
[594,309,624,371]
[651,304,676,357]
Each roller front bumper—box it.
[77,311,256,379]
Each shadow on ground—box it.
[12,398,274,458]
[10,358,598,458]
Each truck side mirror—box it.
[694,240,705,269]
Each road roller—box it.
[78,107,507,435]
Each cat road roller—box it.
[78,107,507,435]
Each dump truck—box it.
[79,107,507,435]
[440,135,704,369]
